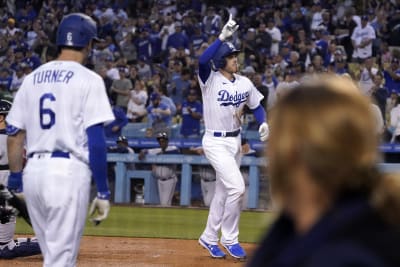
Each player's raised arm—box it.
[198,13,239,84]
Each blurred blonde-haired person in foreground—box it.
[248,74,400,267]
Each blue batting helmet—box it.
[56,13,101,48]
[212,42,240,69]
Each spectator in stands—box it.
[119,32,137,64]
[136,55,152,82]
[0,68,12,93]
[9,65,25,97]
[166,21,189,51]
[127,79,148,123]
[248,75,400,267]
[139,132,180,206]
[335,8,358,62]
[190,22,208,55]
[202,6,221,36]
[23,47,41,70]
[135,27,152,61]
[266,18,282,56]
[111,65,133,113]
[105,102,129,139]
[97,65,115,103]
[253,73,269,109]
[390,95,400,143]
[180,89,203,138]
[357,57,379,96]
[157,85,177,117]
[262,65,278,111]
[371,71,388,123]
[383,57,400,94]
[351,15,376,63]
[147,92,172,136]
[169,65,191,112]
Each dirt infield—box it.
[3,236,257,266]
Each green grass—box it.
[15,205,276,243]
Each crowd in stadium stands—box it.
[3,0,400,144]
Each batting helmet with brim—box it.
[156,132,168,140]
[212,42,240,69]
[117,135,128,144]
[56,13,102,48]
[0,99,12,115]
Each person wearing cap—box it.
[111,65,133,113]
[4,18,21,36]
[138,132,180,206]
[351,15,376,62]
[147,92,172,136]
[134,27,152,61]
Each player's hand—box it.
[219,13,239,41]
[258,122,270,142]
[89,192,110,226]
[7,172,22,192]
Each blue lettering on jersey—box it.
[33,70,74,85]
[217,90,249,107]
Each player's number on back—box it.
[39,93,56,129]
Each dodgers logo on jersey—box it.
[217,90,249,107]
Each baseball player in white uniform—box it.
[139,132,180,206]
[6,13,114,267]
[197,14,269,260]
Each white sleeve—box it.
[83,76,115,128]
[247,83,264,109]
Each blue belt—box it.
[28,151,70,159]
[213,129,240,137]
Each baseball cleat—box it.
[221,243,246,260]
[0,238,41,259]
[198,238,226,258]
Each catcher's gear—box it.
[258,122,270,142]
[88,192,110,226]
[218,13,239,41]
[0,99,12,115]
[212,42,240,69]
[0,185,31,226]
[56,13,102,48]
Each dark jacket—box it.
[248,194,400,267]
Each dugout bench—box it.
[107,153,266,209]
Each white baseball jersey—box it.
[7,60,115,162]
[198,71,263,132]
[351,24,376,59]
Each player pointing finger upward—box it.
[197,13,269,260]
